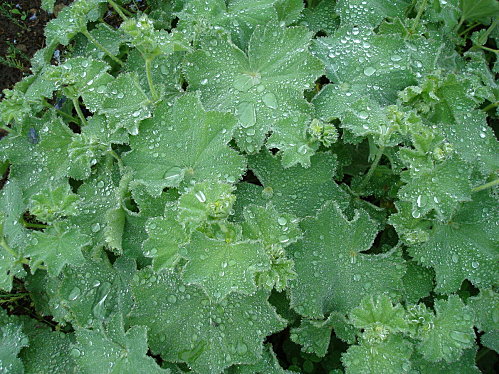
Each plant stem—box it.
[108,150,124,171]
[455,17,465,34]
[357,145,385,192]
[145,58,159,101]
[458,22,479,37]
[0,238,18,259]
[72,98,87,126]
[42,100,80,123]
[22,220,49,229]
[82,29,123,66]
[411,0,428,34]
[482,101,498,112]
[472,178,499,192]
[107,0,129,20]
[477,45,499,53]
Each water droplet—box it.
[237,102,256,128]
[358,111,369,120]
[168,295,177,303]
[390,55,402,62]
[479,132,486,138]
[363,67,376,76]
[297,145,308,155]
[68,287,81,301]
[195,190,206,203]
[451,254,459,263]
[91,222,101,233]
[164,167,184,184]
[70,348,81,357]
[277,217,287,226]
[471,261,479,269]
[279,235,289,243]
[200,78,208,85]
[92,282,112,319]
[233,73,260,92]
[236,342,248,354]
[262,92,277,109]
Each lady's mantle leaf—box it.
[129,267,286,374]
[342,335,413,374]
[288,201,406,317]
[415,296,475,363]
[408,191,499,294]
[182,231,270,301]
[26,223,91,277]
[248,151,349,218]
[184,19,323,154]
[123,94,246,196]
[73,314,167,374]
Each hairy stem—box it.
[357,145,385,192]
[107,0,130,20]
[472,178,499,192]
[482,101,498,112]
[82,29,123,66]
[411,0,428,34]
[72,98,88,126]
[22,220,49,229]
[108,149,124,171]
[145,58,159,101]
[42,100,80,123]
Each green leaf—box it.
[178,180,236,231]
[313,26,416,104]
[28,181,79,224]
[349,295,408,338]
[0,319,28,374]
[184,20,323,153]
[26,223,90,277]
[460,0,499,22]
[266,113,319,168]
[298,0,339,35]
[248,151,349,218]
[121,14,189,59]
[69,163,121,248]
[342,335,413,374]
[123,94,246,196]
[143,209,188,270]
[288,201,406,317]
[19,317,77,374]
[66,133,109,180]
[408,191,499,294]
[241,203,300,291]
[95,73,152,135]
[44,0,108,45]
[182,231,270,301]
[0,179,27,291]
[412,348,481,374]
[398,156,472,221]
[335,0,411,27]
[128,267,286,374]
[402,261,434,304]
[467,289,499,351]
[416,295,475,363]
[73,313,167,374]
[290,316,334,357]
[177,0,280,50]
[227,343,292,373]
[46,256,135,327]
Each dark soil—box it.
[0,0,72,94]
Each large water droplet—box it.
[233,74,260,92]
[195,190,206,203]
[68,287,81,301]
[262,92,277,109]
[363,67,376,76]
[164,167,184,185]
[237,102,256,128]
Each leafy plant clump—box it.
[0,0,498,373]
